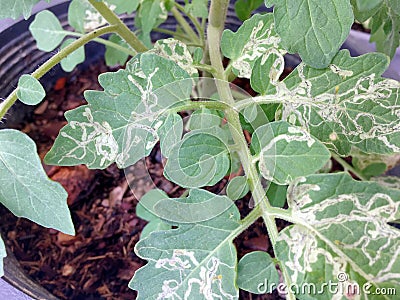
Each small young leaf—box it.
[252,121,331,185]
[193,47,203,64]
[237,251,279,294]
[135,0,167,43]
[267,0,353,68]
[164,131,230,188]
[17,74,46,105]
[184,0,208,18]
[0,129,74,235]
[266,182,287,208]
[0,236,6,277]
[60,38,85,72]
[277,173,400,299]
[29,10,66,51]
[45,54,192,169]
[234,0,264,21]
[105,34,130,67]
[276,50,400,155]
[130,196,240,299]
[153,189,235,223]
[226,176,249,200]
[221,13,286,79]
[0,0,49,20]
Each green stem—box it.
[64,31,135,56]
[207,2,296,299]
[0,25,118,120]
[171,7,201,45]
[88,0,147,52]
[169,100,228,114]
[151,28,190,41]
[174,2,205,45]
[331,153,368,181]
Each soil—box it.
[0,61,294,299]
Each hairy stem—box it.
[331,153,368,181]
[63,31,136,56]
[88,0,147,52]
[207,1,296,298]
[0,25,118,120]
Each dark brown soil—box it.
[1,61,288,299]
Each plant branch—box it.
[151,28,190,41]
[63,31,136,56]
[169,100,229,113]
[0,25,118,120]
[174,2,205,45]
[331,153,368,181]
[207,2,296,298]
[171,7,201,45]
[88,0,147,52]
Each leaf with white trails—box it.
[29,10,66,51]
[0,0,49,20]
[150,38,198,77]
[153,189,235,224]
[17,75,46,105]
[262,50,400,155]
[351,149,400,178]
[251,121,330,185]
[105,34,130,67]
[276,173,400,299]
[221,13,286,79]
[107,0,139,14]
[0,236,6,277]
[237,251,279,294]
[164,130,230,188]
[129,193,240,299]
[45,53,192,169]
[266,0,353,68]
[60,38,85,72]
[68,0,107,32]
[0,130,74,235]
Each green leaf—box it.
[234,0,264,21]
[60,38,85,72]
[184,0,208,18]
[135,0,167,42]
[250,55,283,95]
[0,129,74,235]
[350,0,382,22]
[164,130,230,188]
[129,196,240,299]
[157,113,183,158]
[105,34,130,67]
[45,53,192,169]
[252,121,331,185]
[221,13,286,79]
[29,10,66,51]
[188,108,222,131]
[150,38,198,77]
[17,75,46,105]
[266,0,353,68]
[226,176,249,200]
[276,173,400,299]
[368,4,400,59]
[0,236,6,277]
[351,149,399,178]
[276,50,400,155]
[68,0,107,32]
[141,220,171,239]
[266,182,287,208]
[153,189,235,224]
[0,0,49,20]
[107,0,139,14]
[237,251,279,294]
